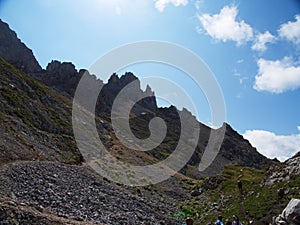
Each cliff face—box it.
[0,19,42,74]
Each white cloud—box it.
[278,15,300,45]
[243,129,300,162]
[254,57,300,93]
[252,31,276,52]
[154,0,188,12]
[197,5,253,45]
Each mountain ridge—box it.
[0,18,272,177]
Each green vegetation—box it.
[172,208,192,222]
[175,164,300,224]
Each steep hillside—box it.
[0,57,82,165]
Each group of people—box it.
[215,215,245,225]
[184,214,246,225]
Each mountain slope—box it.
[0,57,82,165]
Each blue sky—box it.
[1,0,300,161]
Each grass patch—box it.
[176,164,300,224]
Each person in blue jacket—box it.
[215,215,224,225]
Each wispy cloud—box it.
[254,57,300,93]
[279,15,300,45]
[154,0,188,12]
[243,128,300,161]
[197,5,253,45]
[252,31,276,52]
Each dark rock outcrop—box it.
[0,19,42,73]
[40,60,100,98]
[96,72,157,116]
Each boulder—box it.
[273,198,300,225]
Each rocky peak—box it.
[45,60,78,80]
[40,60,90,98]
[106,72,139,92]
[107,73,119,83]
[96,72,158,116]
[0,19,42,73]
[46,60,61,72]
[120,72,137,83]
[46,60,76,75]
[145,84,154,96]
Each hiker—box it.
[215,215,224,225]
[232,215,243,225]
[237,180,243,194]
[185,217,193,225]
[277,188,285,199]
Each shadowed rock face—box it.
[0,19,42,74]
